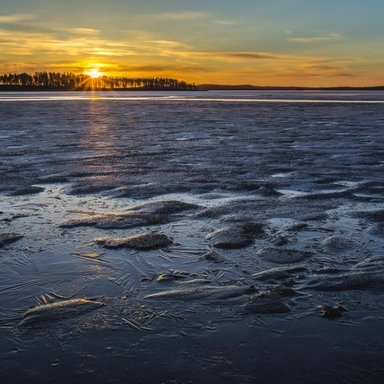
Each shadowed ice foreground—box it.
[1,91,384,383]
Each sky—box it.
[0,0,383,86]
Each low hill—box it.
[198,84,384,91]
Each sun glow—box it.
[85,69,103,78]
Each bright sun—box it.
[85,69,102,78]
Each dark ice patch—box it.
[196,199,270,220]
[254,186,282,197]
[304,259,384,291]
[253,265,308,281]
[9,186,45,196]
[202,249,226,263]
[257,247,314,264]
[156,270,191,282]
[270,235,290,246]
[352,182,384,196]
[0,232,24,247]
[367,223,384,237]
[353,256,384,270]
[319,305,346,319]
[207,222,264,249]
[61,211,167,229]
[322,235,361,252]
[283,222,308,232]
[301,190,353,200]
[352,209,384,222]
[239,182,282,197]
[295,212,329,222]
[65,173,123,195]
[144,285,256,301]
[111,182,212,200]
[304,271,384,291]
[38,173,70,183]
[19,298,104,327]
[96,232,172,250]
[130,200,199,215]
[61,200,199,229]
[244,291,291,314]
[67,183,119,195]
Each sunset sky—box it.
[1,0,383,86]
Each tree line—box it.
[0,72,197,90]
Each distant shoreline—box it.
[197,84,384,91]
[1,84,384,92]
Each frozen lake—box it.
[1,91,384,383]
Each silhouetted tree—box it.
[0,72,197,90]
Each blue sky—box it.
[0,0,383,86]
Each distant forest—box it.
[0,72,197,91]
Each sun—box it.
[85,69,103,78]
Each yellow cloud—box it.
[0,13,35,23]
[0,29,141,57]
[69,28,100,36]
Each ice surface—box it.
[1,91,384,383]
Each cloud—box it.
[156,11,208,20]
[0,61,35,72]
[148,40,190,49]
[213,20,235,25]
[181,52,282,61]
[69,28,100,36]
[161,51,363,80]
[304,63,360,78]
[279,69,358,79]
[0,29,140,57]
[314,56,361,64]
[308,64,346,71]
[0,26,195,62]
[172,50,363,84]
[288,32,344,43]
[117,64,213,74]
[0,14,35,23]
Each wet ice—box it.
[1,91,384,383]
